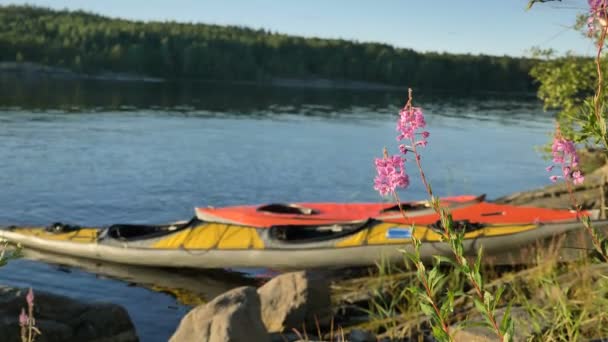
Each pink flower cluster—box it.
[588,0,607,35]
[547,135,584,185]
[19,308,28,326]
[26,288,34,308]
[374,100,430,197]
[373,155,409,196]
[397,106,430,147]
[19,288,34,327]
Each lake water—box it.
[0,77,556,341]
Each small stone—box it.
[349,329,377,342]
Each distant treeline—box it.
[0,5,537,93]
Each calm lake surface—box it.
[0,77,555,341]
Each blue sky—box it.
[1,0,595,57]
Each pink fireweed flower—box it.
[26,288,34,308]
[397,106,427,146]
[19,308,27,326]
[588,0,608,35]
[547,132,584,185]
[374,154,409,196]
[552,138,579,166]
[572,170,584,185]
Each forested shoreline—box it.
[1,5,538,93]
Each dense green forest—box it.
[0,5,537,92]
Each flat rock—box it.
[170,286,269,342]
[0,285,138,342]
[258,271,332,333]
[452,306,543,342]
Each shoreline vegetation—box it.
[0,61,403,91]
[0,61,542,97]
[1,5,540,94]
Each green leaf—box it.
[402,250,420,264]
[440,292,455,318]
[420,302,436,317]
[431,196,440,210]
[475,245,483,274]
[473,298,487,316]
[493,286,506,311]
[407,285,421,296]
[428,265,439,282]
[434,255,456,266]
[431,325,450,342]
[473,270,484,291]
[460,260,470,274]
[447,289,455,308]
[421,292,437,306]
[428,265,445,292]
[500,303,513,333]
[455,243,465,260]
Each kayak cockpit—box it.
[105,219,197,241]
[268,219,374,244]
[256,203,318,215]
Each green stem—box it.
[391,190,451,339]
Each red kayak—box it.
[195,194,583,228]
[195,195,484,227]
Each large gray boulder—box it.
[257,271,332,333]
[170,286,269,342]
[0,285,138,342]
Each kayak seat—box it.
[106,218,196,241]
[381,194,486,213]
[381,203,430,213]
[257,204,318,215]
[429,219,485,234]
[46,222,82,233]
[269,219,375,244]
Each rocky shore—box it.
[165,264,608,341]
[164,149,608,341]
[167,266,608,341]
[0,62,405,91]
[0,62,163,83]
[0,285,137,341]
